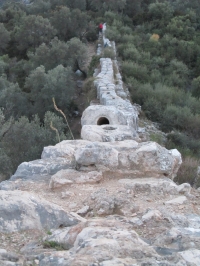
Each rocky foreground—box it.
[0,138,200,266]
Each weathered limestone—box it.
[0,190,78,232]
[118,177,191,195]
[41,218,158,266]
[0,249,21,266]
[81,105,127,126]
[41,140,91,159]
[165,196,188,205]
[81,124,135,142]
[81,54,139,141]
[75,140,182,179]
[49,169,103,189]
[9,140,181,181]
[10,158,76,180]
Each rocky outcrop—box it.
[49,169,103,189]
[9,140,181,181]
[38,209,200,266]
[41,218,158,265]
[0,190,78,232]
[75,140,182,179]
[0,249,22,266]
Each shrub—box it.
[166,131,200,157]
[43,240,65,250]
[83,77,97,106]
[120,34,136,44]
[105,27,121,42]
[191,76,200,98]
[103,47,115,59]
[88,55,100,77]
[143,97,163,122]
[149,34,160,42]
[119,26,132,35]
[149,132,165,146]
[161,105,192,132]
[85,29,98,42]
[130,82,154,105]
[121,45,141,61]
[174,157,200,187]
[0,111,67,178]
[149,69,162,84]
[121,61,149,82]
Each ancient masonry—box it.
[6,24,182,181]
[81,25,139,142]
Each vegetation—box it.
[43,240,65,250]
[1,0,200,186]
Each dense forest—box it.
[0,0,200,185]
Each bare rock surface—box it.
[0,190,78,233]
[9,139,181,182]
[75,140,182,179]
[81,124,135,142]
[49,169,103,189]
[1,167,200,265]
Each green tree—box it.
[0,78,29,119]
[0,23,10,53]
[25,65,75,118]
[148,1,174,29]
[166,12,197,40]
[191,76,200,98]
[27,0,51,15]
[64,0,86,11]
[27,37,87,72]
[50,6,88,41]
[0,110,67,177]
[13,15,57,52]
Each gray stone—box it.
[0,190,78,232]
[90,188,129,215]
[177,183,191,195]
[99,258,138,265]
[81,124,135,142]
[41,140,90,159]
[75,141,182,179]
[77,206,90,216]
[0,181,17,191]
[49,169,103,189]
[61,191,75,198]
[75,142,119,169]
[130,218,143,226]
[11,158,75,180]
[165,196,187,205]
[142,210,163,222]
[0,249,21,266]
[81,105,127,126]
[179,249,200,264]
[118,177,180,195]
[43,223,86,250]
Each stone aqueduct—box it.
[81,25,139,143]
[7,24,182,182]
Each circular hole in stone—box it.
[103,126,116,130]
[97,117,109,125]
